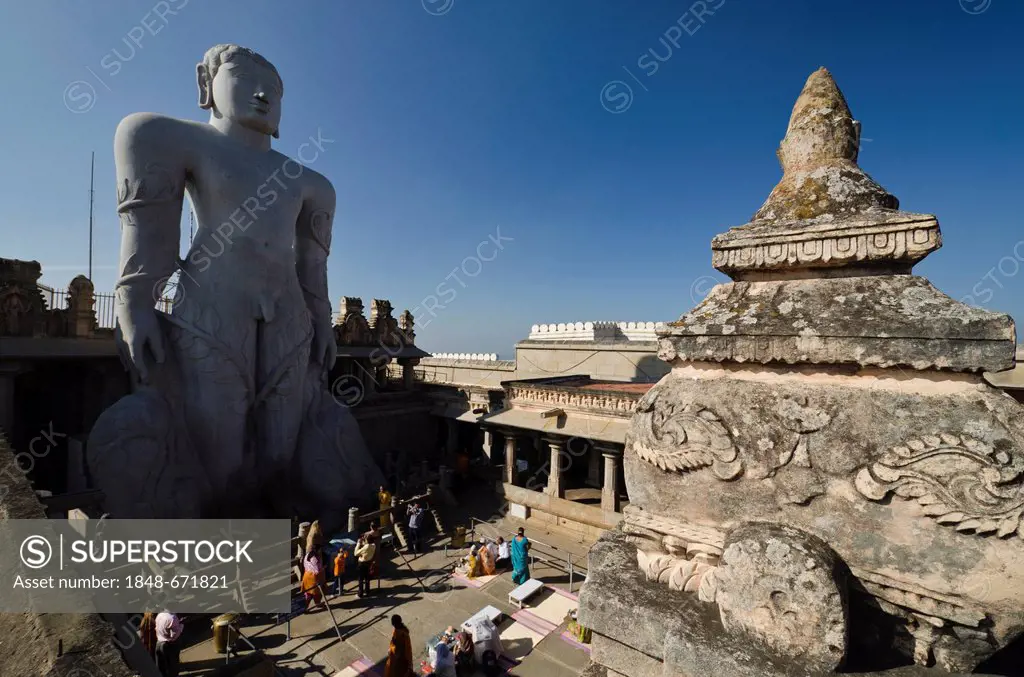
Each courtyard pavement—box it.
[178,512,596,676]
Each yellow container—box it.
[212,613,239,654]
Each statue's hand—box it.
[117,303,165,384]
[313,318,337,372]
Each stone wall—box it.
[514,340,667,383]
[0,432,135,677]
[414,356,517,389]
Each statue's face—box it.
[210,56,282,137]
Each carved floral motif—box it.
[855,434,1024,539]
[632,394,743,480]
[637,550,716,601]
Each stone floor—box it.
[178,511,597,676]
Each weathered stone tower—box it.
[579,68,1022,676]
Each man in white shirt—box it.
[155,611,183,676]
[495,537,511,570]
[407,503,424,553]
[354,536,377,598]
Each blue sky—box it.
[2,0,1022,357]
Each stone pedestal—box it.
[579,68,1024,676]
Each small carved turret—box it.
[67,275,98,338]
[370,299,401,347]
[399,309,415,345]
[335,296,372,345]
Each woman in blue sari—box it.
[510,527,531,584]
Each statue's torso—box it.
[171,120,321,316]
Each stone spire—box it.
[665,67,1015,374]
[752,67,899,223]
[711,68,940,281]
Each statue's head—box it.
[197,44,283,139]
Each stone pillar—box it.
[401,360,416,390]
[439,465,454,490]
[599,444,623,513]
[504,434,517,485]
[587,443,602,487]
[446,419,459,455]
[347,508,360,533]
[360,360,376,399]
[482,429,495,462]
[545,437,566,498]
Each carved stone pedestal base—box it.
[578,530,998,677]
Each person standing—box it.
[154,611,183,677]
[510,527,531,585]
[333,547,349,595]
[406,503,424,553]
[378,485,393,529]
[302,543,326,610]
[355,535,376,598]
[384,614,415,677]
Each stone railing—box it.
[528,321,666,342]
[505,382,643,417]
[430,352,500,361]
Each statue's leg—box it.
[253,302,313,505]
[165,299,256,511]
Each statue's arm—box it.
[112,113,188,379]
[113,113,187,309]
[296,175,337,369]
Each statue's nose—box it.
[254,91,269,103]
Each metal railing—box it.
[36,288,171,330]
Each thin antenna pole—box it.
[88,151,95,280]
[189,205,195,243]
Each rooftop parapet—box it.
[528,321,666,342]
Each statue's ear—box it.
[196,63,213,109]
[272,128,280,139]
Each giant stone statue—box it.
[579,69,1024,676]
[87,44,382,525]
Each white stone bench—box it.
[462,604,503,632]
[508,578,544,609]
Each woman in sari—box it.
[510,527,531,585]
[478,539,497,576]
[302,544,326,610]
[384,614,415,677]
[138,611,157,659]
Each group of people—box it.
[138,610,183,677]
[460,528,531,584]
[140,492,534,677]
[385,615,502,677]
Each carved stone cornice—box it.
[505,383,641,418]
[711,212,940,278]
